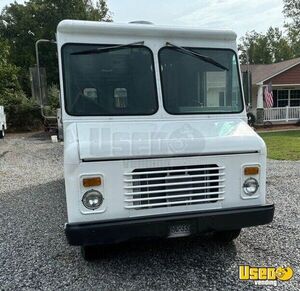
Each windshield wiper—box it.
[71,41,145,55]
[166,42,229,71]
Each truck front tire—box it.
[81,245,112,261]
[81,245,97,261]
[0,126,4,139]
[212,229,241,243]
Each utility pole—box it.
[246,48,251,110]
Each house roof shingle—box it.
[240,57,300,85]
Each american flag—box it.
[264,83,273,108]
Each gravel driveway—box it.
[0,132,299,290]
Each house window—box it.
[271,89,300,107]
[277,90,289,107]
[290,90,300,106]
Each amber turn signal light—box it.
[244,167,259,176]
[83,177,102,187]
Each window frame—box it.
[272,88,300,107]
[289,89,300,107]
[61,42,159,117]
[277,89,289,107]
[158,46,245,115]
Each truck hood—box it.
[75,119,265,161]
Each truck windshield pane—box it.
[159,47,243,114]
[62,44,158,116]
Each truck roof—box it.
[57,20,237,41]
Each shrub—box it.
[0,40,42,130]
[0,92,42,131]
[48,84,60,110]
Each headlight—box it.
[243,178,259,195]
[82,190,103,210]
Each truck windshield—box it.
[62,44,158,116]
[159,47,243,114]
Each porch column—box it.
[256,83,264,124]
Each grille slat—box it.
[125,190,225,202]
[125,178,225,190]
[124,172,224,183]
[125,197,225,209]
[124,166,225,176]
[124,185,224,196]
[124,173,225,183]
[124,164,225,210]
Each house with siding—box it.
[241,58,300,124]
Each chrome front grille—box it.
[124,164,225,210]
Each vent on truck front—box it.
[124,164,225,210]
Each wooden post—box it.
[256,84,264,124]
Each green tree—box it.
[239,28,293,64]
[239,31,272,64]
[283,0,300,57]
[0,0,112,95]
[266,27,293,62]
[0,39,25,105]
[0,39,42,130]
[283,0,300,29]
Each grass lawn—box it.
[259,130,300,161]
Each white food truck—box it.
[56,20,274,260]
[0,106,7,139]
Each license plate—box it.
[168,223,191,238]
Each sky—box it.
[1,0,285,38]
